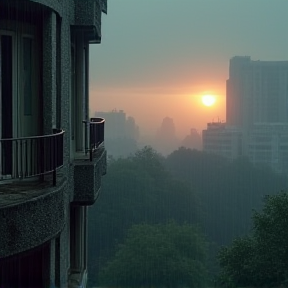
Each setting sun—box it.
[202,95,216,107]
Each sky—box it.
[89,0,288,139]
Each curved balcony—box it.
[83,117,105,161]
[0,129,64,186]
[0,129,66,258]
[74,118,107,205]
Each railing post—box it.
[89,122,93,161]
[82,120,89,156]
[52,129,57,186]
[39,136,44,182]
[89,117,105,159]
[0,130,64,184]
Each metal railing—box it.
[83,118,105,161]
[0,129,64,186]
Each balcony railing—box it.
[83,117,105,161]
[0,129,64,186]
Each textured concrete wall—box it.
[58,185,71,288]
[0,179,67,258]
[48,239,56,288]
[73,149,107,205]
[28,0,104,39]
[74,0,102,40]
[29,0,63,16]
[43,11,57,133]
[58,1,74,284]
[101,0,107,14]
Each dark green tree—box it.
[165,147,288,280]
[166,147,288,246]
[217,191,288,287]
[99,221,208,288]
[88,147,201,285]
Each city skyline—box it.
[89,0,288,138]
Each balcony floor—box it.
[0,172,63,208]
[74,146,105,161]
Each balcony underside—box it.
[73,148,107,205]
[0,173,67,259]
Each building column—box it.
[43,11,57,133]
[84,206,88,270]
[75,32,85,152]
[70,206,85,272]
[84,43,89,121]
[43,240,56,287]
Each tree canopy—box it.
[166,147,288,246]
[88,146,288,286]
[217,191,288,287]
[99,221,208,288]
[88,147,201,285]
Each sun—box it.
[202,95,216,107]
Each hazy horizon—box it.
[89,0,288,139]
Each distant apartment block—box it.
[95,110,140,158]
[203,56,288,174]
[181,128,202,151]
[96,110,126,139]
[202,122,242,160]
[246,124,288,174]
[95,110,139,140]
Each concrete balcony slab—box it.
[73,148,106,205]
[0,174,67,259]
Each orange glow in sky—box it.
[202,95,216,107]
[90,84,226,139]
[88,1,288,141]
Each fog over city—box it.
[86,3,288,286]
[89,0,288,141]
[89,0,288,157]
[3,1,288,287]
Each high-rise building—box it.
[204,56,288,174]
[95,110,140,140]
[96,110,127,139]
[226,56,288,128]
[181,128,202,151]
[246,123,288,174]
[155,117,179,155]
[0,1,108,287]
[95,110,140,158]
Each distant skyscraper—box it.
[203,56,288,174]
[95,110,139,158]
[202,122,242,160]
[181,128,202,151]
[226,56,288,128]
[154,117,179,155]
[157,117,177,140]
[126,116,140,140]
[246,123,288,174]
[96,110,126,139]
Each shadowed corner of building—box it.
[0,0,108,287]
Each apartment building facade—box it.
[246,124,288,174]
[226,56,288,128]
[202,122,242,160]
[96,110,127,140]
[0,1,107,287]
[203,57,288,173]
